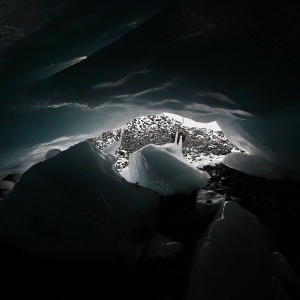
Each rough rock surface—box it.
[87,114,243,171]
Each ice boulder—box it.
[103,136,122,156]
[128,143,209,195]
[185,201,274,300]
[0,141,159,261]
[223,152,284,180]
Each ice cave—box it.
[0,1,300,299]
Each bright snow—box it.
[128,142,209,195]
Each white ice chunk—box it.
[223,152,284,180]
[0,141,159,261]
[185,201,274,300]
[103,138,122,156]
[128,143,209,195]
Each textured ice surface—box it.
[223,152,284,180]
[128,143,209,195]
[0,141,159,261]
[0,1,300,182]
[218,107,300,180]
[185,201,274,300]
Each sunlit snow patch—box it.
[127,143,209,195]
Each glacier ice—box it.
[218,107,300,180]
[0,141,159,261]
[127,143,209,195]
[186,201,300,300]
[185,201,273,300]
[0,0,300,182]
[223,152,284,180]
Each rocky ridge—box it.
[87,114,243,171]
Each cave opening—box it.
[0,110,300,300]
[1,0,300,298]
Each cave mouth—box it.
[86,112,240,172]
[0,111,235,198]
[0,111,300,300]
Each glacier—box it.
[0,0,299,180]
[127,142,209,195]
[0,1,300,298]
[0,141,159,261]
[185,201,297,300]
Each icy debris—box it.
[195,190,225,218]
[223,152,284,180]
[103,136,122,157]
[185,201,274,300]
[143,232,183,260]
[0,141,159,261]
[45,148,61,160]
[128,143,209,195]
